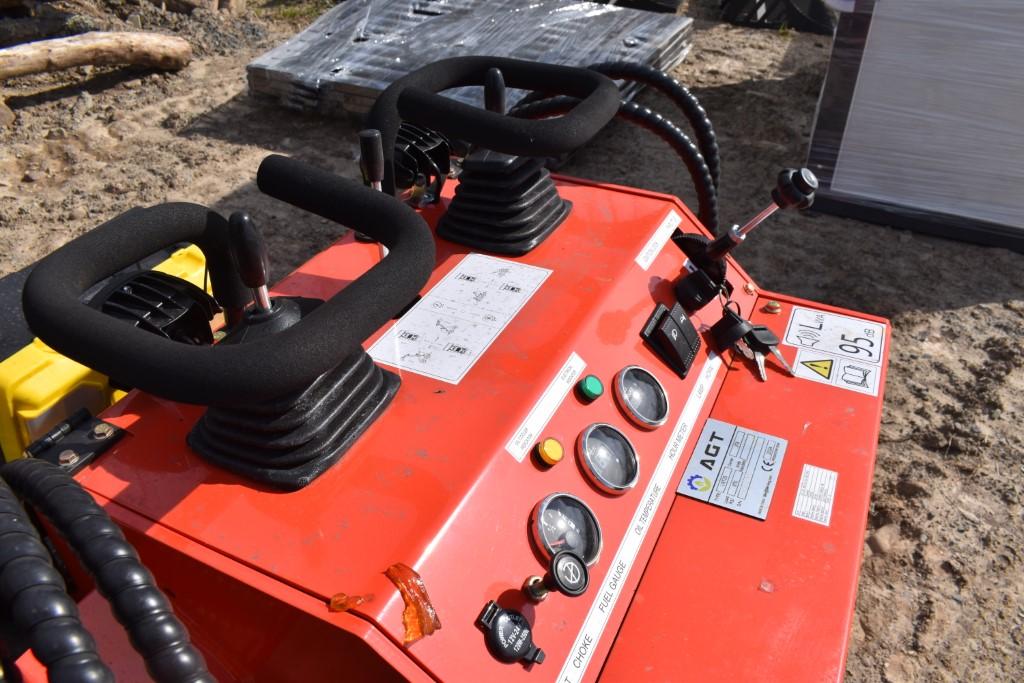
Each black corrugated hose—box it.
[511,95,720,234]
[0,458,214,683]
[585,61,721,190]
[1,477,113,682]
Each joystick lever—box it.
[484,67,507,115]
[227,212,271,313]
[705,167,818,261]
[359,129,385,192]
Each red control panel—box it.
[17,176,888,682]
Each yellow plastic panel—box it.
[0,246,207,460]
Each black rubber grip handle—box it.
[366,56,619,194]
[23,160,435,406]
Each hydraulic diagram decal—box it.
[783,306,886,396]
[677,419,788,520]
[368,254,551,384]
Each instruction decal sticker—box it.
[783,306,885,396]
[792,464,838,526]
[677,419,788,520]
[368,254,551,384]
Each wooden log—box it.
[0,31,192,81]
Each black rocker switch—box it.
[523,550,590,602]
[641,302,701,379]
[228,212,272,314]
[477,601,545,666]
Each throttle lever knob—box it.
[771,167,818,210]
[228,212,271,312]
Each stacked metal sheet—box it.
[247,0,694,116]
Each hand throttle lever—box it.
[705,167,818,261]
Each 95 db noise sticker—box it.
[783,306,886,396]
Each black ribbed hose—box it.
[1,479,113,683]
[512,96,719,233]
[2,458,213,683]
[586,62,721,190]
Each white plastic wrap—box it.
[808,0,1024,250]
[247,0,693,115]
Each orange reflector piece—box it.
[384,562,441,644]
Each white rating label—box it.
[792,464,838,526]
[784,307,885,396]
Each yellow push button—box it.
[536,437,565,466]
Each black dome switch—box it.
[477,601,545,665]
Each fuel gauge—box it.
[530,493,602,567]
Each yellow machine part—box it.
[0,245,208,461]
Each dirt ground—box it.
[1,1,1022,681]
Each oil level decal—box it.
[783,306,886,396]
[677,419,788,520]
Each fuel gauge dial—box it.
[530,493,602,567]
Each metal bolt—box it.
[764,300,782,314]
[58,450,80,466]
[743,282,757,295]
[92,423,115,440]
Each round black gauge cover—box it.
[577,424,639,494]
[530,493,602,567]
[614,365,669,429]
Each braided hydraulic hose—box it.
[2,458,213,683]
[512,95,719,233]
[586,61,721,190]
[1,479,114,682]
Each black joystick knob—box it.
[523,550,590,601]
[228,212,271,312]
[484,67,507,116]
[477,601,545,665]
[771,167,818,210]
[359,129,385,190]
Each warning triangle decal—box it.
[801,358,834,380]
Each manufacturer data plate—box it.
[368,254,551,384]
[677,419,788,520]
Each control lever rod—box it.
[227,211,271,313]
[705,167,817,261]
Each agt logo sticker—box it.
[686,474,712,492]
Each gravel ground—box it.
[1,2,1022,680]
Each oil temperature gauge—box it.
[530,493,602,567]
[577,424,639,494]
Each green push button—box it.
[578,375,604,402]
